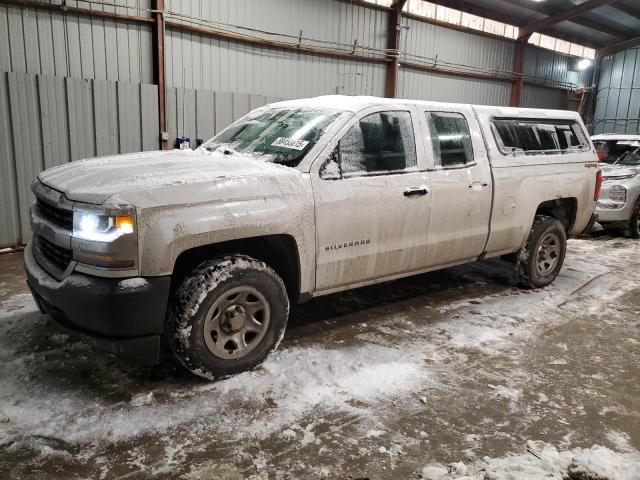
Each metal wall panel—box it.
[0,72,159,247]
[398,69,511,106]
[8,73,44,242]
[165,87,284,145]
[594,48,640,134]
[0,73,20,247]
[165,0,389,53]
[523,46,593,89]
[0,1,153,83]
[165,31,388,98]
[521,85,563,110]
[164,0,388,96]
[403,17,514,75]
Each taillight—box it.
[594,170,603,201]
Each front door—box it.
[311,107,432,291]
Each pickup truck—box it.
[25,96,600,379]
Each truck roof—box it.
[270,95,583,121]
[591,134,640,141]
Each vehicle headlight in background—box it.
[73,212,135,242]
[608,185,627,203]
[604,173,638,181]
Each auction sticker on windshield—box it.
[271,137,309,150]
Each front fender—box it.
[136,192,315,294]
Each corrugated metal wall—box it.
[593,48,640,134]
[0,1,153,83]
[521,85,563,110]
[165,88,285,145]
[0,72,159,246]
[398,69,511,105]
[523,46,593,90]
[403,17,514,75]
[164,0,388,97]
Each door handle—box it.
[403,187,428,197]
[468,182,489,189]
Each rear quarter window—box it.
[492,118,589,156]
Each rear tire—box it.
[517,216,567,289]
[168,255,289,380]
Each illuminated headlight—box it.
[73,211,135,242]
[608,185,627,203]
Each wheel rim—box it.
[535,232,561,277]
[203,286,270,359]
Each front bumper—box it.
[24,242,171,365]
[596,202,633,223]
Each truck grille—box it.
[34,235,73,278]
[36,199,73,231]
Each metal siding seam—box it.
[0,72,21,246]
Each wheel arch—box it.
[172,234,302,302]
[534,198,578,234]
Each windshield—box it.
[594,140,640,163]
[201,108,344,167]
[616,147,640,166]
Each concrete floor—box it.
[0,234,639,479]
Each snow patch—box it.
[420,441,640,480]
[117,278,149,291]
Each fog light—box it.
[609,185,627,203]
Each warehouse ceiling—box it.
[432,0,640,49]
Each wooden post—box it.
[152,0,168,150]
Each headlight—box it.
[73,212,135,242]
[609,185,627,203]
[604,173,638,181]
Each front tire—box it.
[168,255,289,380]
[517,216,567,289]
[627,197,640,239]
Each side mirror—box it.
[319,142,342,180]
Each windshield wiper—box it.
[205,144,236,155]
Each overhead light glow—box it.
[577,59,592,71]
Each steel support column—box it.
[152,0,168,150]
[384,0,406,98]
[509,38,528,107]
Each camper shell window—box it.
[492,118,588,155]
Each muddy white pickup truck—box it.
[25,96,600,379]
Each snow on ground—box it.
[421,440,640,480]
[0,236,639,478]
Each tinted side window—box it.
[427,112,474,168]
[493,118,588,154]
[339,111,417,176]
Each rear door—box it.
[419,107,492,267]
[311,106,432,291]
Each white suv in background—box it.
[592,134,640,163]
[597,146,640,237]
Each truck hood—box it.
[38,150,304,206]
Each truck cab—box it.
[25,96,599,379]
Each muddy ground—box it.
[0,234,638,479]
